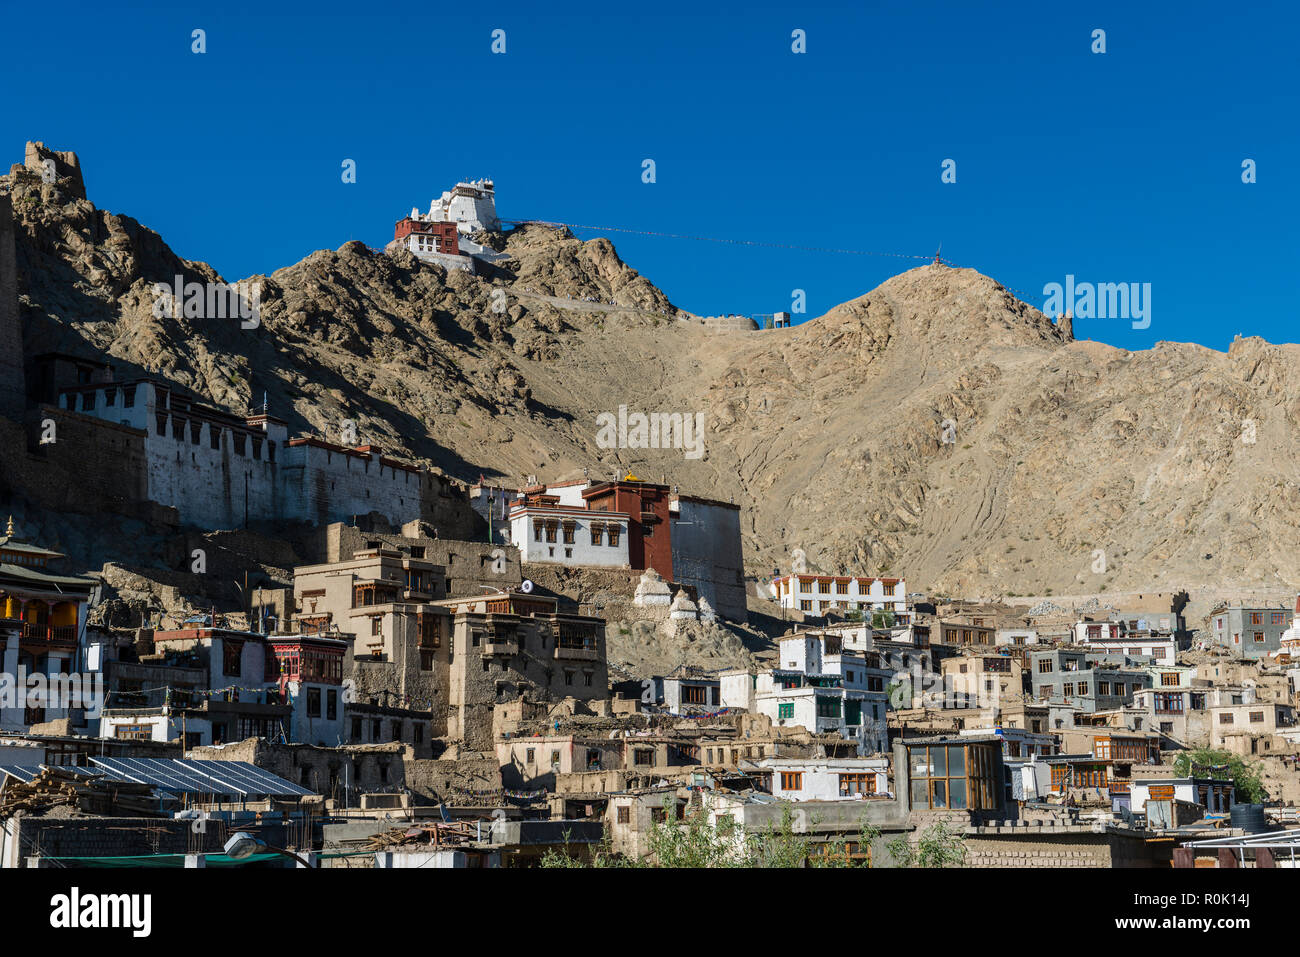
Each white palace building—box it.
[770,574,908,620]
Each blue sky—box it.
[4,0,1296,350]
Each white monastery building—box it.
[770,574,907,618]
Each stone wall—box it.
[403,754,501,802]
[671,497,746,622]
[7,815,227,867]
[190,737,409,803]
[965,824,1171,867]
[0,191,24,420]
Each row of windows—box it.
[532,521,623,547]
[1248,611,1286,625]
[66,385,137,411]
[350,716,424,745]
[153,413,276,461]
[786,581,902,596]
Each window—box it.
[326,688,337,720]
[819,581,830,594]
[780,772,803,791]
[114,724,152,740]
[908,744,990,810]
[590,525,604,546]
[222,639,243,677]
[1155,692,1183,714]
[1219,713,1234,725]
[562,523,576,544]
[1254,632,1266,643]
[617,806,630,824]
[533,522,543,542]
[777,702,794,720]
[839,773,876,796]
[634,748,655,767]
[1250,612,1263,625]
[607,526,620,546]
[800,600,812,611]
[1272,611,1285,625]
[307,687,321,718]
[1161,672,1180,686]
[526,748,535,762]
[816,696,841,719]
[1037,659,1054,674]
[1250,711,1265,723]
[1097,681,1110,696]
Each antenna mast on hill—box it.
[933,243,944,266]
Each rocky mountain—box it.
[7,143,1300,598]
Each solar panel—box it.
[0,764,39,784]
[182,760,316,798]
[89,757,315,798]
[173,759,253,797]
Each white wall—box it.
[509,508,629,568]
[776,576,907,614]
[765,760,889,801]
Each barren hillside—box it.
[8,147,1300,597]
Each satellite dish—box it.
[520,580,534,594]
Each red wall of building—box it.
[583,480,672,579]
[393,218,460,255]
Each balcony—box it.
[483,640,519,657]
[554,644,600,662]
[21,622,77,645]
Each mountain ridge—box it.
[6,145,1300,597]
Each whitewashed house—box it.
[761,756,890,801]
[720,632,891,755]
[770,574,907,619]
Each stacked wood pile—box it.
[365,820,481,851]
[0,767,157,817]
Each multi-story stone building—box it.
[506,476,748,621]
[100,625,291,747]
[770,574,908,620]
[1074,617,1176,665]
[293,547,607,753]
[0,521,99,732]
[719,631,891,755]
[431,589,607,751]
[48,376,475,534]
[1030,649,1153,715]
[1209,604,1293,660]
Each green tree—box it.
[543,799,882,868]
[887,822,968,868]
[1172,749,1266,804]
